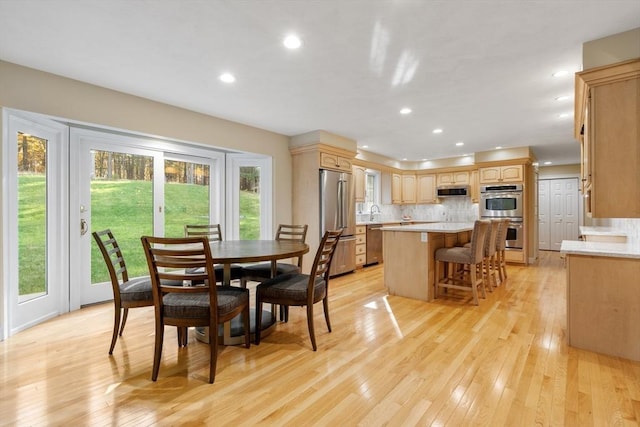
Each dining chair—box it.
[482,220,500,292]
[241,224,308,287]
[141,235,250,383]
[434,220,490,305]
[92,229,154,355]
[255,229,342,351]
[184,224,244,283]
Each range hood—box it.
[437,185,469,197]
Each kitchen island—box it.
[381,222,475,301]
[561,239,640,361]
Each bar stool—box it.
[494,218,510,284]
[483,220,500,292]
[434,220,490,305]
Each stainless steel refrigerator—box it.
[320,169,356,276]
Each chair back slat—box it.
[276,224,308,268]
[309,230,342,284]
[92,229,130,285]
[184,224,223,241]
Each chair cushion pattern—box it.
[243,262,300,279]
[185,264,245,281]
[257,273,326,305]
[162,286,248,319]
[435,246,473,264]
[119,277,153,302]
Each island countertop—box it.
[560,240,640,259]
[381,222,475,233]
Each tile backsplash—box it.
[357,198,479,223]
[593,218,640,244]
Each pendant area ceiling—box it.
[1,0,639,165]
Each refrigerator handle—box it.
[337,179,344,229]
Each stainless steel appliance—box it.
[480,184,523,218]
[320,169,356,276]
[505,219,524,249]
[365,223,383,265]
[437,185,469,197]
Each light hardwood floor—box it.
[1,252,639,426]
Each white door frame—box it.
[2,110,69,338]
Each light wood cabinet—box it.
[575,58,640,218]
[437,171,469,186]
[353,166,366,203]
[355,225,367,267]
[566,254,640,361]
[479,165,523,184]
[416,174,437,204]
[401,174,416,204]
[469,169,480,203]
[320,151,353,172]
[391,173,402,204]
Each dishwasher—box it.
[366,224,383,265]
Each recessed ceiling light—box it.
[552,70,569,77]
[400,107,412,115]
[361,145,369,148]
[555,95,570,101]
[558,113,571,118]
[402,158,408,161]
[544,161,553,165]
[422,158,428,161]
[495,146,502,149]
[283,34,302,49]
[456,142,464,146]
[219,73,236,83]
[432,128,443,134]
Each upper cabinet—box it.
[401,174,416,204]
[320,151,352,172]
[391,173,402,204]
[469,169,480,203]
[479,165,523,184]
[417,173,437,204]
[437,171,469,186]
[353,166,366,203]
[575,58,640,218]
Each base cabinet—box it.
[566,254,640,361]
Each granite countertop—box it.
[356,219,436,226]
[381,222,475,233]
[560,240,640,259]
[579,226,628,237]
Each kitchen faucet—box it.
[369,204,380,221]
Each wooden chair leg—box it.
[119,307,129,336]
[109,305,122,355]
[434,259,440,299]
[307,304,317,351]
[209,321,217,384]
[243,305,250,349]
[323,297,332,332]
[151,322,164,381]
[470,267,479,305]
[255,298,263,345]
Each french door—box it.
[70,128,220,307]
[4,112,69,335]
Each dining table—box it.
[196,239,310,345]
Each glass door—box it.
[4,112,68,335]
[70,128,220,307]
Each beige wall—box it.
[0,60,293,335]
[583,27,640,69]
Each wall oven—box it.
[480,184,523,218]
[504,219,523,249]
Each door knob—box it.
[80,219,88,236]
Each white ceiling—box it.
[1,1,639,165]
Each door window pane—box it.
[239,166,260,239]
[17,132,47,301]
[90,150,154,283]
[164,159,210,237]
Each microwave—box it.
[437,185,469,197]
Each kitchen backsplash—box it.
[357,198,479,223]
[593,218,640,244]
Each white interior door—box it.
[542,178,580,251]
[538,180,550,250]
[3,112,69,335]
